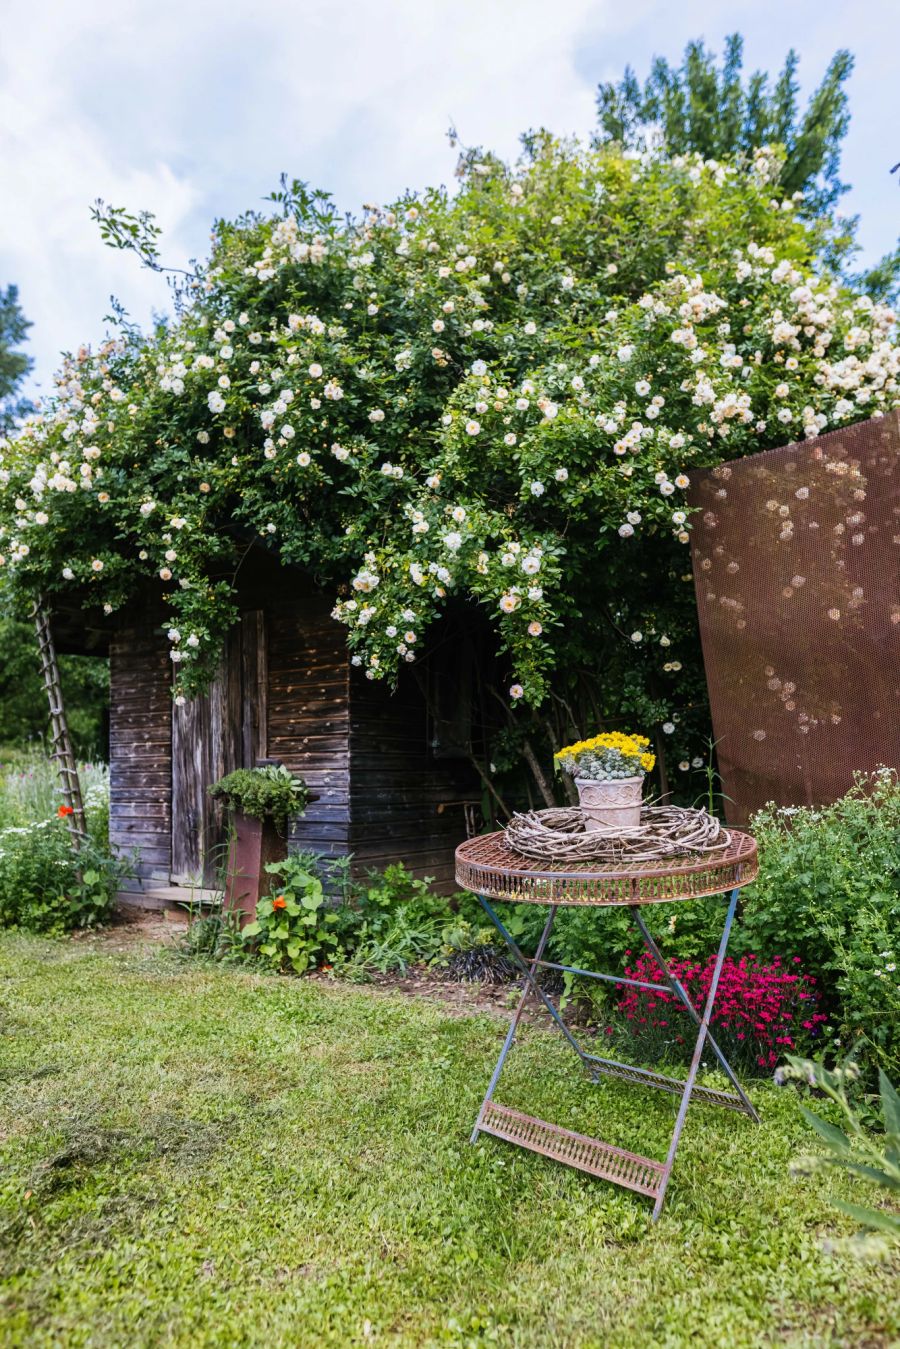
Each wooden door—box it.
[171,611,268,886]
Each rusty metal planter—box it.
[223,811,287,927]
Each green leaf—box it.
[242,921,261,938]
[879,1069,900,1139]
[833,1200,900,1235]
[800,1106,850,1154]
[842,1161,900,1190]
[273,923,289,940]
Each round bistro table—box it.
[455,828,760,1221]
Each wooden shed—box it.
[54,552,486,904]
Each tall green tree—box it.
[0,285,34,431]
[595,34,853,217]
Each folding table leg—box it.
[631,900,759,1123]
[475,896,592,1066]
[650,886,742,1221]
[470,902,558,1142]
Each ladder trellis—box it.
[32,599,87,845]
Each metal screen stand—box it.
[470,888,759,1220]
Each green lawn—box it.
[0,933,897,1348]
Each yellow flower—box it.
[554,729,654,770]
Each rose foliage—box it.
[1,137,897,764]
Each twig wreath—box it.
[503,805,730,863]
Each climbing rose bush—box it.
[0,137,897,750]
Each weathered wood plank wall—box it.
[109,622,172,890]
[266,597,352,857]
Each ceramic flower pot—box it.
[575,776,644,832]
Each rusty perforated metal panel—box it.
[689,411,900,823]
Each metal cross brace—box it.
[470,888,759,1220]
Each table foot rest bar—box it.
[584,1056,755,1116]
[480,1102,666,1199]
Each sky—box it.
[2,0,898,397]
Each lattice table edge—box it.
[455,828,758,907]
[455,830,760,1220]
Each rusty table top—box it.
[455,828,757,907]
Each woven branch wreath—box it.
[503,805,731,863]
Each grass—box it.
[0,932,897,1348]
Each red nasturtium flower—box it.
[272,895,287,910]
[57,805,74,817]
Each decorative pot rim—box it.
[573,775,645,787]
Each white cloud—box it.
[1,0,895,396]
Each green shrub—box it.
[739,770,900,1073]
[0,755,128,933]
[0,819,126,933]
[242,852,342,974]
[209,765,309,835]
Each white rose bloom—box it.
[465,420,481,436]
[662,722,675,734]
[530,481,545,496]
[471,360,487,376]
[618,523,634,538]
[630,631,643,643]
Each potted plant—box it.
[553,733,655,832]
[209,765,310,925]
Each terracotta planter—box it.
[575,776,644,832]
[223,810,287,927]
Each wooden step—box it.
[479,1102,665,1198]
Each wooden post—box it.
[32,599,87,845]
